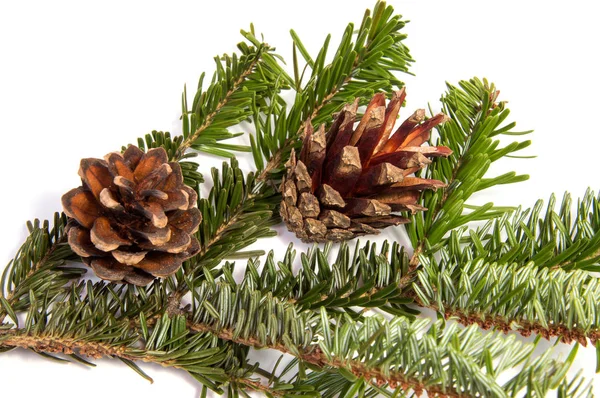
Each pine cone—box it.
[61,146,202,286]
[281,89,451,243]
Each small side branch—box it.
[175,52,263,160]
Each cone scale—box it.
[281,89,451,243]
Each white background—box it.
[1,0,599,396]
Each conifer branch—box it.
[203,235,600,347]
[126,28,289,163]
[413,253,600,346]
[399,77,533,287]
[173,240,413,321]
[402,189,600,343]
[211,214,600,349]
[175,33,288,160]
[0,278,316,395]
[408,78,531,242]
[164,158,280,314]
[445,190,600,272]
[175,52,262,159]
[0,214,83,325]
[172,281,589,397]
[193,159,279,273]
[224,241,414,318]
[181,322,466,397]
[0,329,291,396]
[0,234,66,324]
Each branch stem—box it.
[414,297,599,346]
[0,329,284,396]
[129,315,466,397]
[175,50,263,160]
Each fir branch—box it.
[228,227,600,347]
[1,239,593,397]
[228,240,414,319]
[406,78,532,261]
[0,329,292,396]
[176,36,271,160]
[445,190,600,272]
[125,28,289,162]
[171,280,589,397]
[176,56,259,159]
[0,214,83,325]
[290,0,413,126]
[194,159,279,274]
[0,278,314,396]
[413,253,600,346]
[181,322,468,398]
[205,229,600,348]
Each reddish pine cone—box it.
[62,146,201,286]
[280,89,451,243]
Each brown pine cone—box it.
[61,146,201,286]
[281,89,451,243]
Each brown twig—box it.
[0,329,284,396]
[0,330,130,359]
[132,313,464,396]
[254,138,294,185]
[415,299,600,347]
[234,377,285,396]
